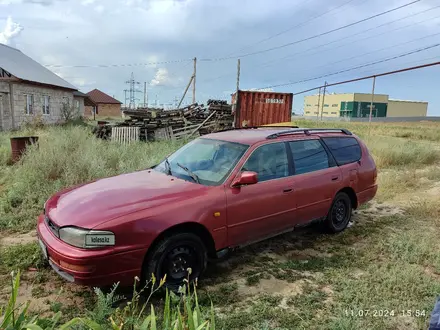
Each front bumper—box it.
[37,214,148,287]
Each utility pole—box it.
[143,82,148,108]
[233,59,241,128]
[123,89,128,108]
[192,57,197,104]
[236,59,241,92]
[178,74,194,108]
[316,87,321,121]
[125,72,141,109]
[320,81,327,121]
[369,76,376,134]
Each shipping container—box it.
[231,90,293,128]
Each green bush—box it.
[0,242,44,272]
[0,271,215,330]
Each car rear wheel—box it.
[324,192,352,233]
[142,232,207,292]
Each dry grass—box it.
[0,120,440,329]
[0,125,187,231]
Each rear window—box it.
[289,140,329,175]
[322,137,361,165]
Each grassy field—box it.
[1,120,440,329]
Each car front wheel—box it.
[325,192,352,233]
[143,232,207,292]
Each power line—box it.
[257,31,440,86]
[303,31,440,74]
[224,0,359,57]
[255,43,440,90]
[44,58,193,69]
[199,5,440,85]
[200,0,422,61]
[354,54,440,78]
[291,60,440,95]
[254,5,440,71]
[42,0,423,70]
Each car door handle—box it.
[331,176,339,181]
[283,188,293,193]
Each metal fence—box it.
[295,116,440,122]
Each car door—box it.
[225,141,296,247]
[321,137,363,192]
[287,138,342,225]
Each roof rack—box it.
[212,125,299,133]
[240,125,299,129]
[266,128,352,139]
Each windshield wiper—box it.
[176,162,200,184]
[164,158,172,176]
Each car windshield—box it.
[153,138,248,186]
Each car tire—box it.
[324,192,352,233]
[142,232,207,292]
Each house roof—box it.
[73,91,88,97]
[86,89,122,104]
[0,44,77,90]
[73,90,96,106]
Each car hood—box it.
[46,169,208,229]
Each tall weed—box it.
[0,126,187,231]
[0,271,215,330]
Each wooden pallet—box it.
[111,127,140,144]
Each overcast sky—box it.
[1,0,440,114]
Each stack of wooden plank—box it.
[93,100,233,142]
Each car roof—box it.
[202,127,354,145]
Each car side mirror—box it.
[232,171,258,187]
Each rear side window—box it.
[289,140,329,175]
[322,137,361,165]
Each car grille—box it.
[45,216,60,238]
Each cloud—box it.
[72,77,95,87]
[0,16,23,45]
[24,0,56,4]
[150,68,180,87]
[94,4,104,13]
[0,0,66,5]
[0,0,20,4]
[3,0,439,114]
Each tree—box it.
[60,100,80,122]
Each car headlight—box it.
[59,227,115,248]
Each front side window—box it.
[25,94,33,114]
[242,142,289,182]
[322,137,361,165]
[154,138,248,186]
[289,140,329,175]
[43,95,50,115]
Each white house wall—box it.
[0,81,76,130]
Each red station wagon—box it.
[37,127,377,290]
